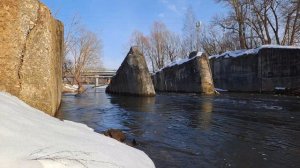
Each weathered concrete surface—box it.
[106,47,155,96]
[210,53,259,92]
[152,53,215,94]
[210,47,300,92]
[0,0,63,116]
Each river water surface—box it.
[56,87,300,168]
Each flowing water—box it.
[56,87,300,168]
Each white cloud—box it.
[158,13,165,18]
[168,4,179,14]
[160,0,183,15]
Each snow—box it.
[63,84,78,91]
[275,87,286,90]
[155,51,204,73]
[210,45,300,59]
[195,51,203,57]
[210,48,258,59]
[215,88,228,92]
[0,92,155,168]
[95,85,108,89]
[258,44,300,49]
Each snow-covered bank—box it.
[0,92,155,168]
[215,88,228,92]
[62,84,79,93]
[209,45,300,59]
[95,85,108,89]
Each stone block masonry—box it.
[209,46,300,92]
[152,53,215,94]
[0,0,64,116]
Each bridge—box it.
[64,70,117,86]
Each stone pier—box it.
[106,47,156,96]
[209,46,300,92]
[152,52,215,94]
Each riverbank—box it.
[0,92,155,168]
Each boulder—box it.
[0,0,63,116]
[104,129,138,146]
[104,129,126,142]
[106,47,156,96]
[152,52,215,94]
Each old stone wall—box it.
[152,54,215,94]
[0,0,63,116]
[210,47,300,92]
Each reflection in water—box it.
[57,88,300,168]
[110,95,156,112]
[109,95,156,137]
[184,97,214,130]
[200,100,213,130]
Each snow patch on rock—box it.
[155,51,204,74]
[215,88,228,92]
[209,45,300,59]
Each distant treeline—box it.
[130,0,300,72]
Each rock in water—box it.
[104,129,126,142]
[0,0,63,116]
[106,47,156,96]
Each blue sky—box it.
[41,0,227,70]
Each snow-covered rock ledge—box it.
[155,52,203,74]
[0,92,155,168]
[209,45,300,59]
[62,84,79,93]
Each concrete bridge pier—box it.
[95,75,99,87]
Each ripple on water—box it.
[56,88,300,168]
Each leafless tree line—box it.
[130,0,300,72]
[130,22,183,72]
[213,0,300,49]
[129,8,200,72]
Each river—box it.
[56,87,300,168]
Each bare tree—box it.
[149,22,168,70]
[281,0,300,45]
[129,22,183,72]
[70,29,102,92]
[148,21,185,71]
[63,16,79,82]
[164,31,182,62]
[63,18,103,93]
[129,30,155,72]
[200,23,239,55]
[215,0,249,49]
[182,6,199,54]
[215,0,300,49]
[130,31,150,55]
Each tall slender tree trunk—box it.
[289,1,300,45]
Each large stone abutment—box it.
[209,46,300,92]
[0,0,64,115]
[152,53,215,94]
